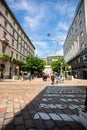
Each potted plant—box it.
[0,53,10,61]
[13,58,21,65]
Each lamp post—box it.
[60,63,63,75]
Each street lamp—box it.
[60,63,63,75]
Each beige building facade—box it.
[63,0,87,79]
[43,55,63,65]
[0,0,35,78]
[43,65,52,75]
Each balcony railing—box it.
[1,38,9,45]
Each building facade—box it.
[43,65,52,75]
[63,0,87,79]
[0,0,35,78]
[43,55,63,65]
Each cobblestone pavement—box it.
[0,78,87,130]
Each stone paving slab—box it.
[0,78,87,130]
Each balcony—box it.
[1,38,9,45]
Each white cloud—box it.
[23,8,45,30]
[34,41,48,48]
[7,0,36,13]
[55,2,68,15]
[57,22,68,31]
[8,0,48,30]
[5,0,79,58]
[34,40,63,58]
[34,41,49,57]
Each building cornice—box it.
[64,0,83,44]
[2,0,35,49]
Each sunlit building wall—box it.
[63,0,87,79]
[0,0,35,78]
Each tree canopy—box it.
[25,56,45,74]
[51,59,68,73]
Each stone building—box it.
[63,0,87,79]
[43,55,63,65]
[0,0,35,78]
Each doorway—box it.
[83,71,87,79]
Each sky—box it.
[5,0,80,58]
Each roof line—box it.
[3,0,35,49]
[65,0,83,41]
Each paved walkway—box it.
[0,78,87,130]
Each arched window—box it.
[81,42,86,50]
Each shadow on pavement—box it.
[1,86,87,130]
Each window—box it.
[3,31,7,39]
[17,43,19,50]
[72,35,74,39]
[17,34,19,41]
[82,55,85,61]
[75,20,77,26]
[72,27,74,31]
[16,54,18,58]
[81,42,86,49]
[79,20,83,27]
[79,10,82,17]
[80,31,83,37]
[78,58,80,63]
[20,56,22,60]
[5,10,8,16]
[18,27,19,32]
[20,45,22,52]
[12,39,14,46]
[4,21,7,29]
[11,51,14,57]
[13,21,15,26]
[21,38,22,43]
[13,30,15,37]
[75,29,78,35]
[23,48,25,54]
[2,46,6,53]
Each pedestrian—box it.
[51,72,55,84]
[28,72,31,81]
[47,73,50,81]
[55,74,60,84]
[22,71,24,80]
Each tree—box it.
[51,59,68,73]
[20,61,27,71]
[26,56,45,76]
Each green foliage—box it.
[26,56,45,74]
[51,59,68,73]
[13,58,21,65]
[20,61,27,71]
[0,53,10,61]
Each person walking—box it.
[55,73,60,84]
[28,72,31,81]
[51,72,55,85]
